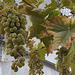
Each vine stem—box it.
[23,46,45,56]
[22,0,35,7]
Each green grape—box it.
[15,18,19,22]
[19,28,24,33]
[6,22,10,26]
[7,18,11,22]
[8,37,12,41]
[16,62,21,67]
[11,64,15,70]
[4,27,9,32]
[18,33,22,38]
[17,62,23,68]
[11,9,17,14]
[11,62,16,69]
[8,14,12,18]
[3,22,7,27]
[21,62,25,66]
[19,45,23,49]
[13,26,17,31]
[9,50,14,56]
[19,57,25,62]
[16,23,20,27]
[12,38,16,42]
[2,17,7,21]
[10,28,13,32]
[2,12,7,16]
[11,19,15,23]
[12,49,17,53]
[14,66,18,72]
[14,45,19,50]
[7,43,12,48]
[16,38,21,43]
[12,33,17,38]
[12,15,16,19]
[10,23,14,27]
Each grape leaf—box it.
[37,43,46,59]
[40,35,54,55]
[33,43,46,59]
[47,10,60,19]
[44,1,58,16]
[29,15,45,38]
[4,0,15,3]
[20,0,44,7]
[42,16,75,45]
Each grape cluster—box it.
[70,54,75,64]
[0,2,27,72]
[11,57,25,72]
[56,47,70,75]
[28,50,44,75]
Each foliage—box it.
[0,0,75,75]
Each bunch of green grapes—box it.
[0,2,27,72]
[70,54,75,64]
[28,50,44,75]
[56,47,70,75]
[11,57,25,72]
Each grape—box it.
[4,27,9,32]
[2,12,7,16]
[12,33,17,38]
[8,14,12,18]
[3,22,6,27]
[12,38,16,42]
[16,23,20,27]
[13,26,17,31]
[14,66,18,72]
[18,33,22,38]
[19,57,25,62]
[2,17,7,21]
[16,38,21,43]
[15,18,19,22]
[9,50,14,56]
[21,62,25,66]
[10,23,14,27]
[0,2,27,72]
[14,45,19,49]
[10,28,13,32]
[7,18,11,22]
[11,19,15,23]
[19,28,24,33]
[6,22,10,26]
[7,43,12,48]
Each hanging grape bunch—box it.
[28,50,44,75]
[70,54,75,64]
[0,2,27,72]
[56,47,70,75]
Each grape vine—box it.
[0,0,75,75]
